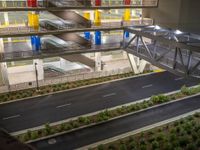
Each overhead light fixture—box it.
[174,30,183,35]
[155,25,161,30]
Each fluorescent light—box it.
[174,30,183,35]
[155,25,161,30]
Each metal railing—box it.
[0,42,122,62]
[0,0,158,9]
[0,19,153,37]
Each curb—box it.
[78,108,200,150]
[0,72,156,106]
[16,90,200,143]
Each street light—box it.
[34,62,39,91]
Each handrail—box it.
[0,19,153,38]
[0,0,159,11]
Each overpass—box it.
[123,25,200,79]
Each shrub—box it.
[186,143,196,150]
[140,144,147,150]
[179,136,190,147]
[31,131,39,140]
[150,95,160,103]
[119,144,127,150]
[78,117,87,124]
[44,123,51,135]
[196,139,200,147]
[181,85,192,95]
[128,141,136,149]
[71,121,80,128]
[27,130,32,137]
[97,144,104,150]
[157,94,170,102]
[152,140,159,150]
[156,133,165,141]
[163,142,173,150]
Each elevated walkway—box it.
[123,25,200,79]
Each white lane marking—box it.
[175,77,184,81]
[2,115,21,120]
[48,138,57,145]
[142,84,153,89]
[103,93,116,98]
[56,103,71,109]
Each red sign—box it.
[27,0,37,7]
[95,0,101,6]
[124,0,131,5]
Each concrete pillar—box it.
[33,59,44,81]
[95,52,102,71]
[127,53,147,74]
[94,8,102,71]
[0,38,9,86]
[4,12,11,42]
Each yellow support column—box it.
[94,10,101,26]
[28,12,39,30]
[124,9,131,21]
[83,11,91,40]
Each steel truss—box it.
[123,26,200,79]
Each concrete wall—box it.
[143,0,200,34]
[178,0,200,34]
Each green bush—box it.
[119,144,127,150]
[186,143,196,150]
[44,123,51,135]
[71,121,80,128]
[97,144,104,150]
[31,131,39,140]
[78,117,87,124]
[179,136,190,147]
[150,95,160,103]
[152,140,160,150]
[181,85,192,95]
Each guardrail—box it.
[0,19,153,37]
[0,0,158,8]
[0,42,122,62]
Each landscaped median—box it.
[0,71,152,104]
[15,85,200,143]
[92,112,200,150]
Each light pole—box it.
[34,62,39,91]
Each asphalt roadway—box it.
[0,72,198,133]
[30,95,200,150]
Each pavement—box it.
[30,94,200,150]
[0,72,198,133]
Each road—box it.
[30,95,200,150]
[0,72,198,132]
